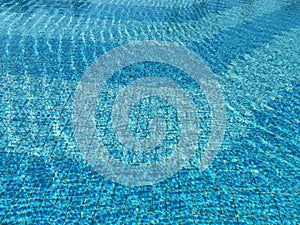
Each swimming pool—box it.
[0,0,299,224]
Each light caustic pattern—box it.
[72,41,226,186]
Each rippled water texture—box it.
[0,0,299,224]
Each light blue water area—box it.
[0,0,299,224]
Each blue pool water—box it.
[0,0,299,224]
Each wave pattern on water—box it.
[0,0,299,224]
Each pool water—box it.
[0,0,299,224]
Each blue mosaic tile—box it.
[0,0,299,224]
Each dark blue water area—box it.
[187,0,300,68]
[0,0,251,22]
[0,1,299,80]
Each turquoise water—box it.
[0,0,299,224]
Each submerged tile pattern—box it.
[0,0,299,224]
